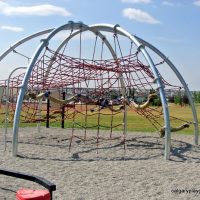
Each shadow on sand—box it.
[14,135,200,163]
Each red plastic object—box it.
[16,189,50,200]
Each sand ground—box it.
[0,127,200,200]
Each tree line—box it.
[192,91,200,103]
[108,88,200,106]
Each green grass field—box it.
[1,103,199,135]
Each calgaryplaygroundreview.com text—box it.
[171,188,200,196]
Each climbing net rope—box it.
[0,31,192,152]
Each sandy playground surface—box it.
[0,127,200,200]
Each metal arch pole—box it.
[11,22,112,155]
[4,67,27,151]
[12,22,171,159]
[12,22,90,156]
[135,36,199,145]
[53,23,171,159]
[1,29,53,138]
[44,24,128,144]
[48,26,118,60]
[43,24,121,85]
[44,26,125,74]
[140,50,171,160]
[90,24,171,160]
[38,24,126,107]
[0,29,54,62]
[46,24,127,93]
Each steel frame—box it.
[0,21,198,160]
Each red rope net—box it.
[0,47,187,147]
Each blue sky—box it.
[0,0,200,90]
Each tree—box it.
[109,89,118,100]
[152,96,162,106]
[128,88,135,99]
[197,91,200,103]
[182,94,189,105]
[193,91,198,103]
[168,95,174,103]
[192,91,200,103]
[174,95,181,105]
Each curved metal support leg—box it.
[135,36,199,145]
[12,22,172,160]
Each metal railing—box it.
[0,168,56,199]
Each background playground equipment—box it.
[0,21,198,160]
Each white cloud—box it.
[0,2,71,16]
[122,8,160,24]
[194,0,200,6]
[121,0,152,3]
[0,25,24,32]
